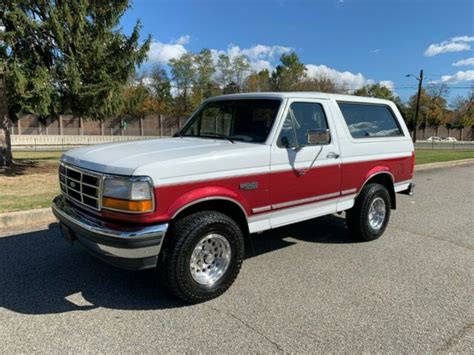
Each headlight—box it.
[102,177,154,213]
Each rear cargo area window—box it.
[338,102,403,138]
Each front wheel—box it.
[346,183,391,241]
[159,211,245,303]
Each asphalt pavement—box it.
[0,164,473,353]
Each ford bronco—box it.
[52,92,415,303]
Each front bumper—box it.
[52,195,168,270]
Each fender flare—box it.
[168,186,250,220]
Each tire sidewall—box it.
[175,216,244,299]
[361,186,391,239]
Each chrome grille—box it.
[59,163,102,211]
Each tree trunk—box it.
[0,115,13,167]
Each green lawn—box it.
[415,150,474,165]
[0,149,473,213]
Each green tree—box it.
[149,64,172,114]
[244,69,271,92]
[121,81,156,119]
[169,52,195,116]
[271,52,306,91]
[216,54,233,88]
[232,55,251,92]
[194,49,215,97]
[0,0,150,166]
[353,83,397,101]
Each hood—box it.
[61,137,270,183]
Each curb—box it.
[1,158,473,231]
[415,158,474,171]
[0,208,55,230]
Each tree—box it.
[451,94,473,138]
[0,0,150,166]
[271,52,306,91]
[192,48,216,106]
[244,69,271,92]
[169,52,195,116]
[232,55,251,92]
[353,83,397,101]
[299,77,340,93]
[120,82,156,119]
[149,64,172,114]
[216,54,233,88]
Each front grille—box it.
[59,163,102,211]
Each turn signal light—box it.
[102,197,153,212]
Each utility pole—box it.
[413,70,423,142]
[406,70,424,142]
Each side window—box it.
[338,102,403,138]
[278,102,329,148]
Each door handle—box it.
[327,152,340,159]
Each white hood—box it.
[61,137,270,185]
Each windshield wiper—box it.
[200,133,235,144]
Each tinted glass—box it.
[338,102,403,138]
[278,102,329,147]
[181,99,281,143]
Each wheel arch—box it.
[359,170,396,209]
[171,197,250,237]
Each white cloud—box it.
[147,35,191,64]
[209,44,293,74]
[437,70,474,84]
[370,49,381,53]
[306,64,367,89]
[379,80,395,91]
[146,38,396,93]
[175,35,190,46]
[424,35,474,57]
[452,57,474,67]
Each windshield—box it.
[179,99,281,143]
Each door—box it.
[269,99,342,215]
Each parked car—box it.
[426,136,442,141]
[52,92,415,303]
[444,137,457,142]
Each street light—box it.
[405,70,424,142]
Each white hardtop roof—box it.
[208,92,394,105]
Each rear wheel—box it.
[159,211,244,303]
[346,183,391,241]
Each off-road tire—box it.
[158,211,244,303]
[346,183,391,241]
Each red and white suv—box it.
[53,92,415,303]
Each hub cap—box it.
[368,197,386,230]
[190,234,231,286]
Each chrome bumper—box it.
[52,195,168,270]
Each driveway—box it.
[0,164,473,352]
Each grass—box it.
[0,152,60,213]
[415,150,474,165]
[1,149,473,213]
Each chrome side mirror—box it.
[307,129,331,145]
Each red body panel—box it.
[93,155,413,226]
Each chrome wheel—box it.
[190,233,231,286]
[368,197,386,230]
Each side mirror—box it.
[307,129,331,145]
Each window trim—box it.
[276,101,331,148]
[337,101,405,140]
[178,98,283,144]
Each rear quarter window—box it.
[338,102,404,138]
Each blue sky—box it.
[120,0,474,102]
